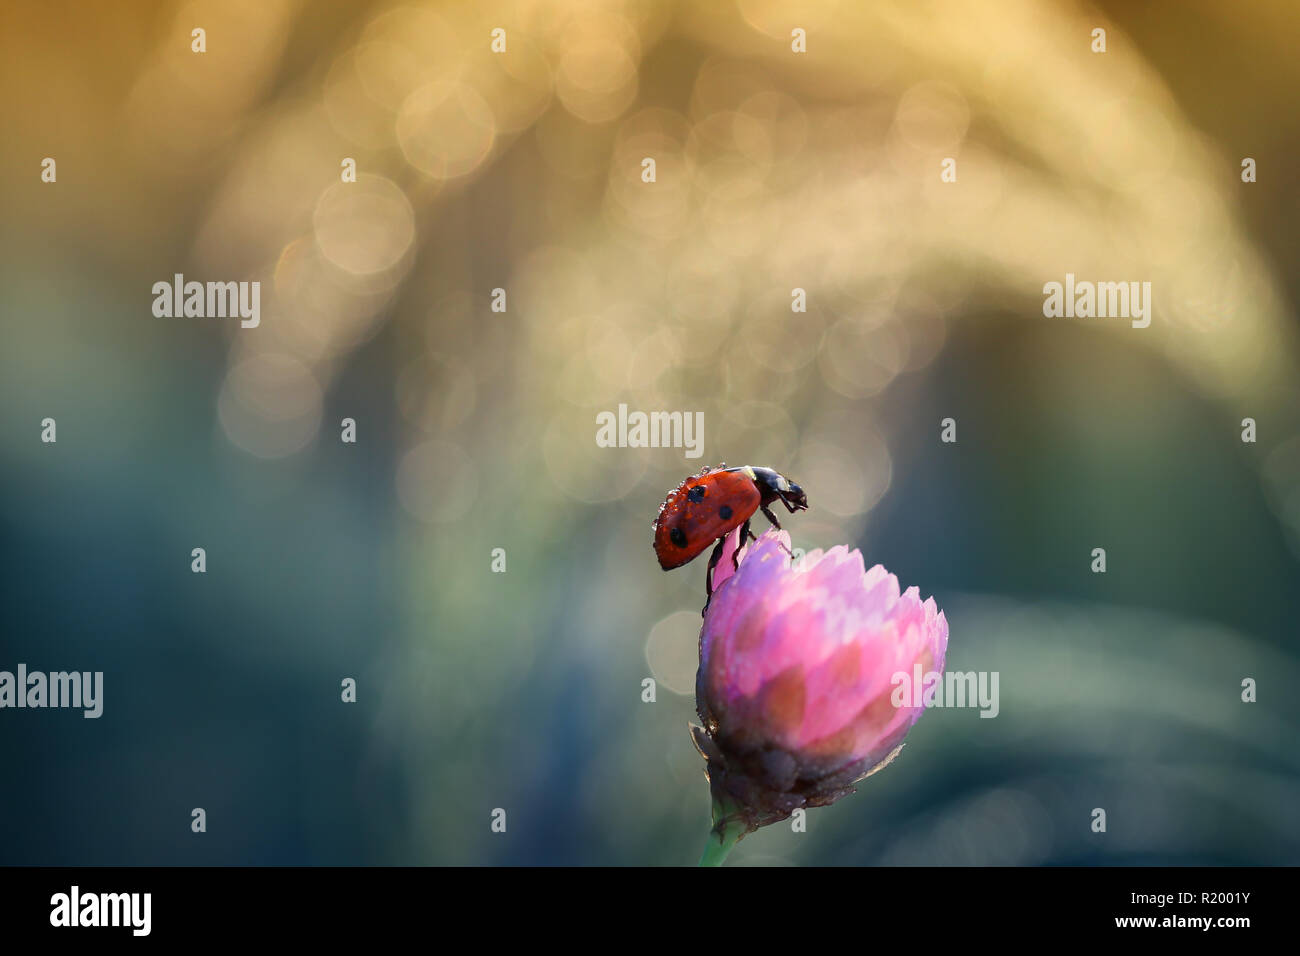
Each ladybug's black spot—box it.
[719,505,733,520]
[687,485,706,502]
[670,527,688,548]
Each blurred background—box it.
[2,0,1298,865]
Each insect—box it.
[653,464,808,602]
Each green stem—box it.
[698,806,744,866]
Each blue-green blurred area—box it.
[2,0,1298,865]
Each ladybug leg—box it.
[703,523,757,616]
[736,519,754,570]
[761,505,796,559]
[703,536,728,614]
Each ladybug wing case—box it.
[654,470,760,570]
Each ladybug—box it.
[653,464,808,599]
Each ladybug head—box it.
[749,466,808,511]
[781,478,808,511]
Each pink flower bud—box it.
[693,528,949,837]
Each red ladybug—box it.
[653,464,808,597]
